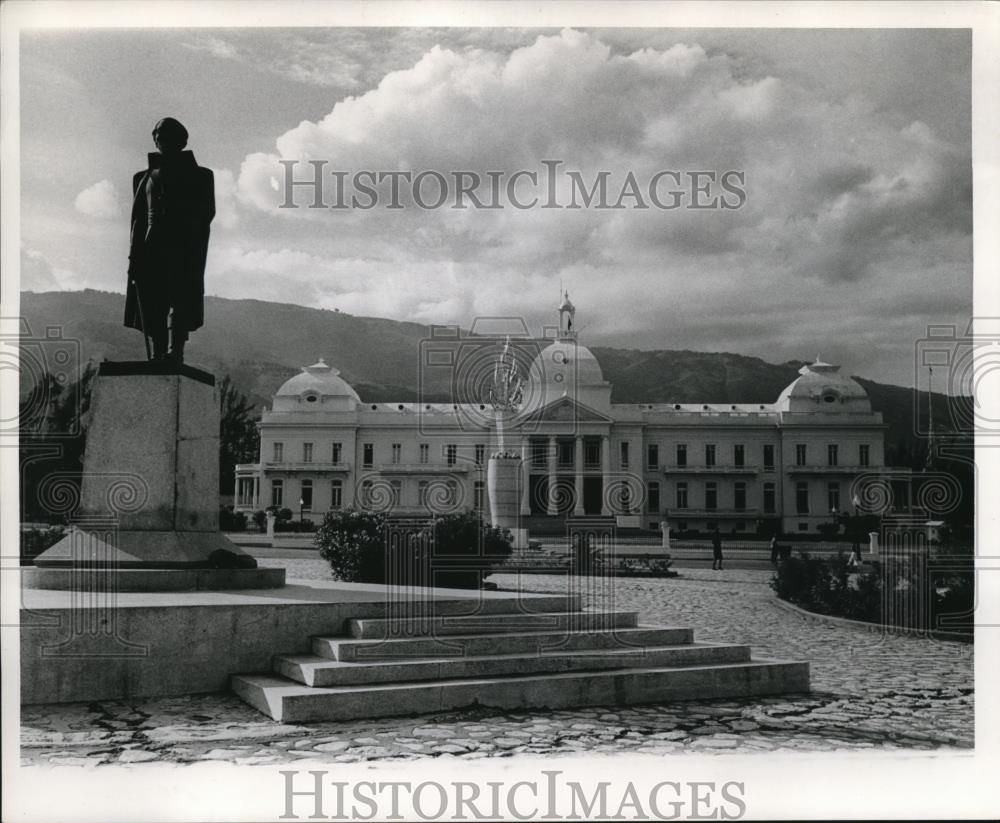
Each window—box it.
[419,443,429,464]
[362,443,374,468]
[676,482,689,509]
[647,444,659,470]
[302,442,313,463]
[531,441,547,468]
[271,478,284,507]
[389,480,401,507]
[475,444,485,466]
[763,482,776,514]
[827,444,838,467]
[273,442,284,463]
[330,480,342,509]
[859,444,870,467]
[474,480,485,510]
[647,481,660,513]
[237,478,254,506]
[795,444,807,466]
[705,444,716,467]
[798,522,809,532]
[676,443,687,467]
[446,444,457,466]
[584,440,601,467]
[796,481,810,514]
[734,482,746,511]
[828,482,840,513]
[620,442,630,468]
[559,440,574,468]
[734,444,745,467]
[763,444,775,470]
[300,479,313,511]
[391,443,402,464]
[331,442,342,464]
[705,481,717,510]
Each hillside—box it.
[19,290,964,463]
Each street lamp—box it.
[299,498,304,523]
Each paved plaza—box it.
[20,561,973,766]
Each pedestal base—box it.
[23,566,285,592]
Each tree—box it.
[218,375,259,496]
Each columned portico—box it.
[573,436,585,516]
[600,434,611,515]
[546,435,559,515]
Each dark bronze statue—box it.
[125,118,215,362]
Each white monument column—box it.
[520,436,531,516]
[547,435,559,515]
[600,434,611,516]
[573,436,585,516]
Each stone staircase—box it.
[232,597,809,722]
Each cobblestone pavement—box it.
[20,562,973,766]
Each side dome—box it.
[272,358,360,411]
[775,359,871,413]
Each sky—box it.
[18,27,972,387]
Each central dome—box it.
[529,340,606,390]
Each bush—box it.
[423,511,514,588]
[252,510,267,532]
[315,509,513,587]
[277,507,293,522]
[315,509,390,583]
[817,521,841,538]
[772,550,973,633]
[219,507,248,532]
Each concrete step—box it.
[276,641,752,687]
[313,625,696,662]
[346,609,639,639]
[233,659,810,722]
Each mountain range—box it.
[19,289,966,464]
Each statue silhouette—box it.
[124,118,215,362]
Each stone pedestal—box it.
[28,361,284,591]
[487,455,527,549]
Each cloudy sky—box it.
[19,27,971,387]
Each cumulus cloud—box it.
[74,179,121,219]
[20,248,62,291]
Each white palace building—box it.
[234,295,891,535]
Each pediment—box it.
[519,395,613,424]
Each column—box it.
[600,435,611,515]
[547,435,558,515]
[573,436,585,516]
[520,436,531,516]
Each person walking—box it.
[711,525,724,570]
[770,534,779,566]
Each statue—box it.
[488,336,524,453]
[124,118,215,362]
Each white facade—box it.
[235,297,890,534]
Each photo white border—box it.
[2,2,998,820]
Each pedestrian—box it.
[711,525,724,570]
[769,534,779,566]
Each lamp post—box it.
[299,498,304,523]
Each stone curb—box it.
[770,597,973,644]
